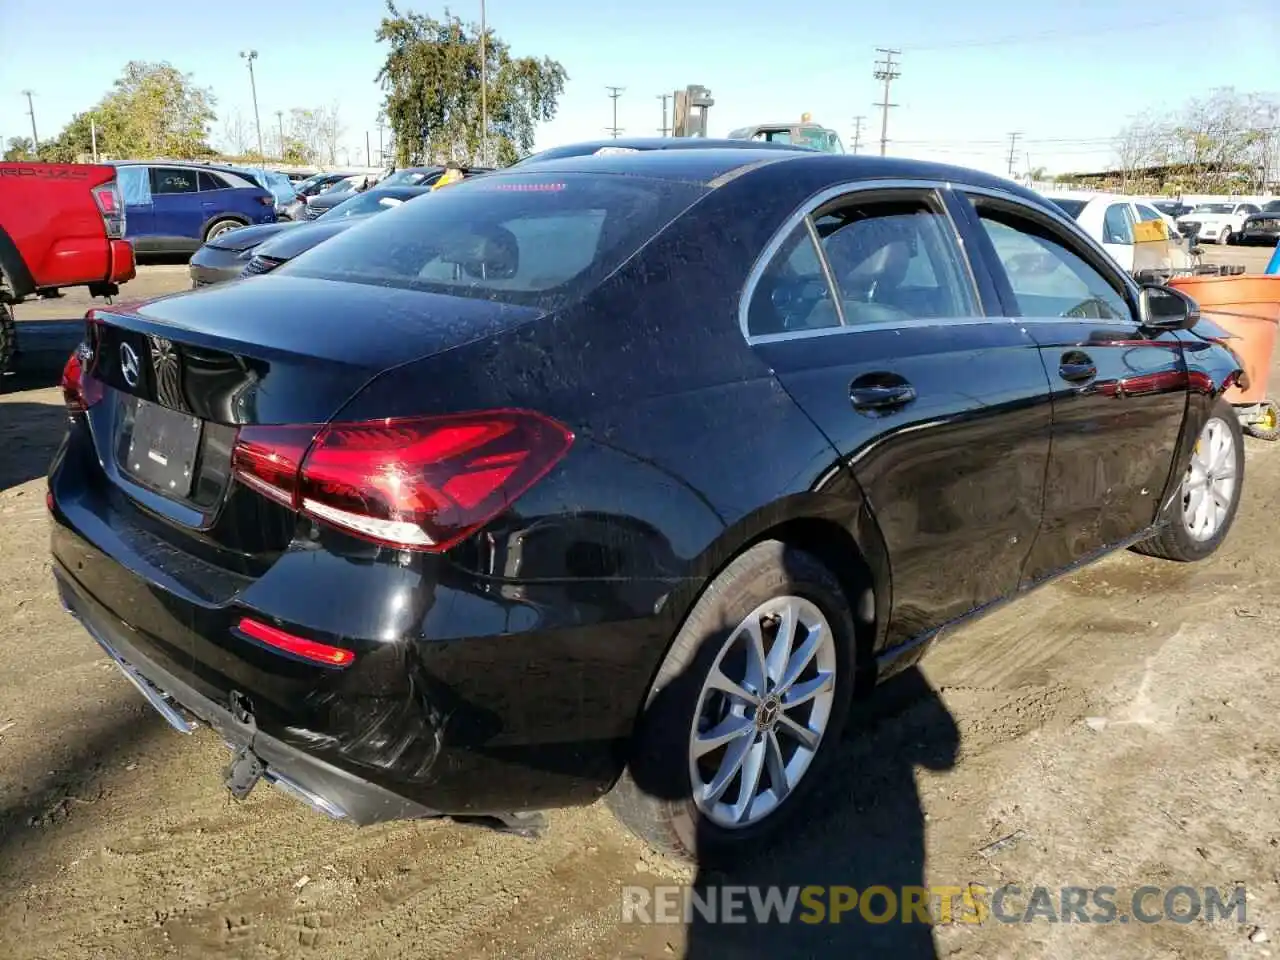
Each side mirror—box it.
[1139,283,1199,331]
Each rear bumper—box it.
[56,562,439,826]
[48,430,666,817]
[108,238,137,285]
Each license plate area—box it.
[118,395,203,498]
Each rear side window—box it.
[1102,203,1134,244]
[746,193,975,337]
[151,167,198,195]
[199,171,230,191]
[282,172,708,308]
[1136,205,1165,222]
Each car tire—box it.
[1133,397,1244,562]
[607,539,857,867]
[1220,226,1233,245]
[204,219,245,242]
[0,301,15,382]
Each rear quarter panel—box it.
[0,162,116,294]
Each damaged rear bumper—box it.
[56,565,438,827]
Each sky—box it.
[1,0,1277,177]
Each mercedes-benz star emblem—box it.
[120,342,141,388]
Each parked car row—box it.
[52,139,1248,870]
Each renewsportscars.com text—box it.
[621,884,1247,925]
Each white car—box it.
[1176,201,1262,244]
[1043,192,1195,274]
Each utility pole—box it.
[479,0,488,165]
[21,90,38,150]
[605,86,625,138]
[377,114,385,166]
[851,115,866,154]
[872,49,900,157]
[366,130,371,167]
[239,51,264,163]
[275,110,284,159]
[657,93,671,136]
[1006,131,1021,177]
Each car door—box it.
[1098,200,1137,271]
[954,191,1188,584]
[745,185,1054,648]
[149,166,204,248]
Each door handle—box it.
[850,380,917,412]
[1058,352,1097,384]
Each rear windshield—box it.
[281,172,709,308]
[1047,198,1087,219]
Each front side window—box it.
[1136,205,1165,222]
[151,167,198,195]
[974,206,1131,321]
[745,192,976,336]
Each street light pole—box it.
[240,50,264,164]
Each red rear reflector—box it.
[236,617,355,668]
[61,346,103,413]
[230,410,573,551]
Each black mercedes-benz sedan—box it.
[50,148,1246,866]
[1237,200,1280,247]
[189,186,432,287]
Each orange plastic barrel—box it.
[1168,275,1280,404]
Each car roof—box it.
[520,137,818,163]
[498,148,1047,201]
[111,159,266,180]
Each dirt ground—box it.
[2,247,1279,959]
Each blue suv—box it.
[114,162,277,255]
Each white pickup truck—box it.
[1176,201,1263,244]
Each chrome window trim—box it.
[803,214,847,327]
[740,178,991,345]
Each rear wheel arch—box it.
[637,501,889,734]
[202,215,249,242]
[0,225,36,301]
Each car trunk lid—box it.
[76,275,542,571]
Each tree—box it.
[221,109,253,156]
[3,136,35,161]
[318,102,345,165]
[38,61,216,161]
[375,2,567,166]
[1109,88,1280,193]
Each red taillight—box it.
[61,346,103,414]
[231,410,573,551]
[236,617,355,668]
[92,182,126,239]
[257,195,275,206]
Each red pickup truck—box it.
[0,162,135,379]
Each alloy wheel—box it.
[688,595,837,829]
[1182,416,1238,541]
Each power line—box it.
[872,49,901,157]
[20,90,38,150]
[657,93,671,137]
[605,86,625,139]
[851,115,865,154]
[1006,131,1021,176]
